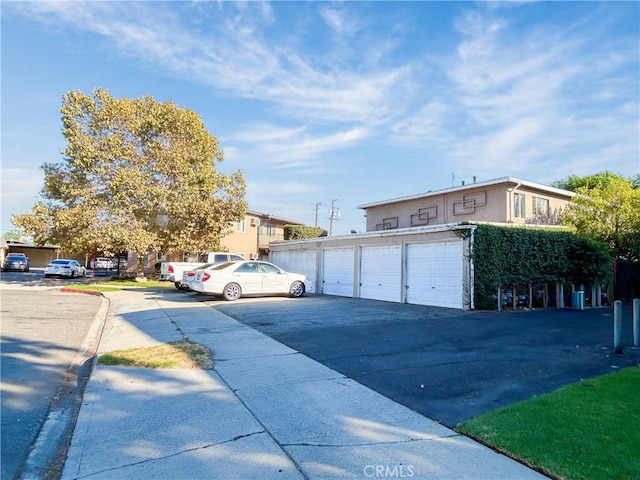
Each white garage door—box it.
[359,245,402,302]
[406,240,463,309]
[322,248,354,297]
[271,250,317,293]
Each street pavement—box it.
[56,288,547,480]
[0,283,106,480]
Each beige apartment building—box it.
[221,210,305,261]
[358,177,575,231]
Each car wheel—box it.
[174,282,183,290]
[44,274,50,278]
[290,281,305,298]
[223,283,241,301]
[70,271,75,278]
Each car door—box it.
[231,262,263,294]
[259,262,289,293]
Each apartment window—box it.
[533,197,549,217]
[514,193,526,218]
[263,224,276,236]
[236,219,246,233]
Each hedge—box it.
[283,225,326,240]
[468,224,611,310]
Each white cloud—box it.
[5,0,638,200]
[230,126,369,170]
[319,6,360,37]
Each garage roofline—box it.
[270,222,477,247]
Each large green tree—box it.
[13,88,246,269]
[554,172,640,261]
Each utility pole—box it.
[313,202,325,227]
[328,199,340,236]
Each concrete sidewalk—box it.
[61,288,547,479]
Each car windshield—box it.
[50,260,70,265]
[7,254,26,260]
[259,263,281,274]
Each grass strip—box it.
[98,340,213,369]
[456,367,640,480]
[66,279,173,291]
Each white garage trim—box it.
[405,240,463,309]
[322,248,354,297]
[271,250,317,293]
[359,245,402,302]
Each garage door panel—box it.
[323,248,354,297]
[272,250,317,293]
[360,245,402,303]
[406,241,463,309]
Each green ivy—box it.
[471,225,611,310]
[283,225,326,240]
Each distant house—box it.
[4,240,61,268]
[146,210,305,273]
[221,210,305,261]
[358,176,575,231]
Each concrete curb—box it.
[18,294,110,480]
[60,287,104,296]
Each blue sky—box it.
[2,1,639,236]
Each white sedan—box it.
[190,261,307,301]
[44,259,86,278]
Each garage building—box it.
[270,224,473,310]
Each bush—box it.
[469,225,611,310]
[283,225,326,240]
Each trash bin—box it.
[572,291,585,311]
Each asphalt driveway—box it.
[210,295,640,428]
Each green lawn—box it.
[456,367,640,479]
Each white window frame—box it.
[533,197,549,217]
[514,193,526,218]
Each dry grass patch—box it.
[98,340,213,369]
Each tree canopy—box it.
[554,171,640,261]
[13,88,246,265]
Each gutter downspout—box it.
[469,225,477,310]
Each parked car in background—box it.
[2,253,30,272]
[161,252,245,290]
[94,257,115,269]
[190,260,307,301]
[44,259,86,278]
[114,257,128,270]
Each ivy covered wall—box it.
[469,224,611,310]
